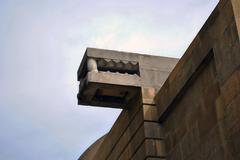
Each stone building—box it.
[77,0,240,159]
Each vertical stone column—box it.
[131,87,166,160]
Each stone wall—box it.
[89,62,176,160]
[78,0,240,159]
[155,0,240,159]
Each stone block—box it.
[142,87,157,105]
[144,122,165,139]
[118,125,145,160]
[143,104,158,121]
[107,108,144,160]
[145,139,166,158]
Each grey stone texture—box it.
[77,48,178,108]
[77,0,240,159]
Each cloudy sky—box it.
[1,0,218,159]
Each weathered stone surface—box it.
[154,0,240,159]
[77,48,177,108]
[143,104,158,121]
[78,135,106,160]
[77,0,240,160]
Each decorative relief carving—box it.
[78,55,141,108]
[94,58,139,75]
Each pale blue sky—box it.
[0,0,218,159]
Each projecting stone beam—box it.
[77,48,178,108]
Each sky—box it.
[0,0,218,159]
